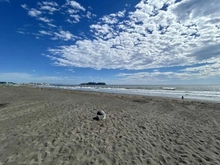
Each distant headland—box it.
[80,82,106,85]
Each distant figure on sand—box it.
[182,96,184,100]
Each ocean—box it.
[40,84,220,102]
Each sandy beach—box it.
[0,86,220,165]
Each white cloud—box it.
[21,1,90,29]
[116,60,220,83]
[85,11,96,19]
[28,8,42,17]
[86,11,92,19]
[90,24,113,37]
[17,28,31,35]
[67,69,75,73]
[39,30,52,35]
[40,6,58,13]
[21,4,28,9]
[37,1,60,14]
[38,17,52,23]
[66,18,77,24]
[0,72,78,84]
[46,0,220,73]
[53,30,75,41]
[21,4,42,17]
[68,14,81,23]
[67,9,78,14]
[101,15,118,24]
[66,0,85,11]
[63,1,90,24]
[17,31,25,34]
[100,10,126,24]
[20,0,220,81]
[21,3,58,22]
[39,1,59,7]
[47,23,57,27]
[36,26,76,41]
[180,59,220,78]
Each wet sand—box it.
[0,86,220,165]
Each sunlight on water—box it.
[39,84,220,102]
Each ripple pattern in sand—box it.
[0,87,220,165]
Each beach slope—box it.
[0,86,220,165]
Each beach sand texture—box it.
[0,86,220,165]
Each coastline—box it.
[36,83,220,103]
[0,86,220,164]
[39,85,220,103]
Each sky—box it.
[0,0,220,85]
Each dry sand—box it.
[0,86,220,165]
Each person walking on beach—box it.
[182,96,184,100]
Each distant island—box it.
[80,82,106,85]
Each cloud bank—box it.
[47,0,220,71]
[20,0,220,82]
[0,72,78,84]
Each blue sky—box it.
[0,0,220,84]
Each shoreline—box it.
[1,86,220,164]
[37,85,220,104]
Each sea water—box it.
[40,84,220,102]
